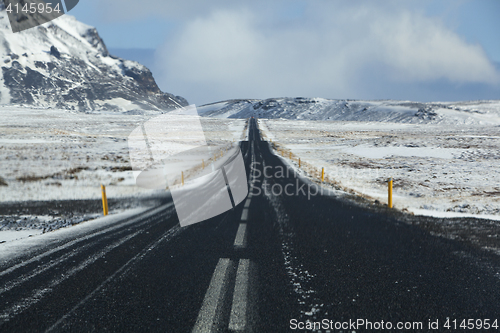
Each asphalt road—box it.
[1,118,500,332]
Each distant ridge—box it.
[199,98,500,125]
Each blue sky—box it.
[69,0,500,105]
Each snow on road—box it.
[0,206,152,261]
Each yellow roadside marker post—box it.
[321,167,325,182]
[101,184,108,216]
[388,177,393,208]
[289,152,292,159]
[299,158,301,168]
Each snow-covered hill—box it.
[0,5,187,111]
[201,98,500,126]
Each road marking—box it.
[192,258,232,333]
[228,259,250,332]
[241,209,249,221]
[234,223,247,248]
[244,198,251,208]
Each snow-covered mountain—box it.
[0,5,187,112]
[199,98,500,125]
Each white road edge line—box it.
[228,259,250,332]
[241,209,249,221]
[192,258,232,333]
[234,223,247,248]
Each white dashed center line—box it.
[192,258,232,333]
[193,135,259,332]
[241,207,249,221]
[229,259,251,332]
[234,223,247,248]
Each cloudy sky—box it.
[70,0,500,105]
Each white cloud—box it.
[368,10,498,83]
[153,1,499,104]
[166,10,261,82]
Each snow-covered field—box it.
[259,119,500,220]
[0,106,245,202]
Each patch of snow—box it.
[201,100,255,119]
[197,101,229,114]
[0,205,162,261]
[342,146,462,159]
[94,98,140,111]
[411,208,500,221]
[0,138,52,144]
[0,229,43,243]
